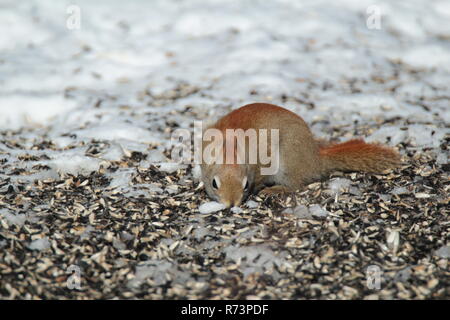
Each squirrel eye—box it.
[212,176,220,190]
[242,177,248,190]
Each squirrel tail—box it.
[319,139,401,174]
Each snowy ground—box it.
[0,0,448,299]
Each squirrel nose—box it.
[222,196,242,208]
[232,196,243,207]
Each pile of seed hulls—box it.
[0,124,448,300]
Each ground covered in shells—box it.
[0,119,448,299]
[0,0,449,299]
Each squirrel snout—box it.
[222,194,243,208]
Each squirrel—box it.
[200,103,401,207]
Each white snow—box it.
[367,125,448,148]
[245,200,259,209]
[224,244,287,278]
[100,143,126,161]
[147,149,168,164]
[52,136,75,149]
[0,95,77,130]
[108,169,134,190]
[309,204,330,218]
[112,238,127,251]
[46,153,102,176]
[0,0,447,134]
[366,126,408,146]
[392,186,409,195]
[405,125,447,148]
[434,245,450,258]
[283,205,312,219]
[80,225,95,241]
[436,152,448,165]
[192,165,202,180]
[230,206,243,214]
[284,204,330,219]
[157,162,185,173]
[329,178,352,195]
[193,227,211,240]
[128,260,172,288]
[28,238,51,251]
[401,45,450,71]
[198,201,226,214]
[74,124,160,144]
[127,258,198,288]
[0,209,26,227]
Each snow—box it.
[74,124,160,144]
[434,245,450,259]
[329,178,352,195]
[395,266,413,282]
[367,125,448,148]
[28,238,51,251]
[379,194,392,202]
[0,0,448,134]
[112,238,127,251]
[405,125,447,148]
[0,209,26,227]
[284,204,330,219]
[224,244,287,278]
[366,126,408,146]
[245,200,259,209]
[230,206,243,214]
[401,45,450,71]
[0,95,77,130]
[308,204,330,218]
[436,153,448,165]
[193,227,211,240]
[198,201,226,214]
[80,225,95,241]
[46,153,102,176]
[283,205,312,219]
[100,143,126,161]
[128,259,198,288]
[157,162,185,173]
[147,149,168,164]
[108,169,134,190]
[128,260,173,288]
[392,186,409,195]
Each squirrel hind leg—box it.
[258,185,295,206]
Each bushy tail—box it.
[319,139,401,174]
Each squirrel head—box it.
[201,164,253,207]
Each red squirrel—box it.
[200,103,401,207]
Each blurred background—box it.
[1,0,449,131]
